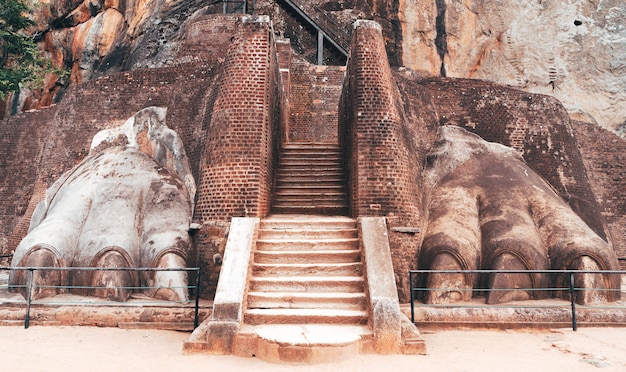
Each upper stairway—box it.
[272,142,348,215]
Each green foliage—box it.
[0,0,53,100]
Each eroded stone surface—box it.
[9,107,195,302]
[420,126,621,305]
[400,0,626,133]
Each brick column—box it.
[340,20,421,221]
[195,16,281,222]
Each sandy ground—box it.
[2,326,626,371]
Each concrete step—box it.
[282,143,341,150]
[244,308,368,325]
[247,291,367,309]
[277,165,343,173]
[275,183,345,190]
[272,193,346,202]
[279,151,342,159]
[276,170,344,178]
[249,276,365,292]
[271,204,348,215]
[256,238,358,251]
[258,228,357,239]
[276,178,345,186]
[278,159,341,170]
[252,262,363,276]
[232,324,372,363]
[253,249,360,264]
[260,216,356,230]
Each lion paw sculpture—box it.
[10,107,196,302]
[420,126,620,305]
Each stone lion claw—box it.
[9,107,196,302]
[419,126,620,305]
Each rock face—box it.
[9,107,196,301]
[8,0,624,133]
[399,0,626,133]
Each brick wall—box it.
[0,107,58,255]
[573,120,626,265]
[289,54,345,142]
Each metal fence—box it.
[409,269,625,331]
[0,266,201,329]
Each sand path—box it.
[2,326,626,371]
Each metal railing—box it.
[277,0,351,62]
[0,266,201,329]
[222,0,251,14]
[410,269,625,331]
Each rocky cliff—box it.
[3,0,624,134]
[400,0,625,134]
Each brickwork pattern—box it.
[289,55,345,142]
[573,120,626,265]
[339,21,424,301]
[193,17,284,222]
[0,107,58,255]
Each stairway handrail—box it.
[277,0,351,57]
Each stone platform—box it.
[0,288,212,330]
[403,298,626,330]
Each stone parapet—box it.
[359,217,426,354]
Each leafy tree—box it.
[0,0,51,100]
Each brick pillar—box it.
[195,16,278,222]
[339,20,424,301]
[340,20,421,221]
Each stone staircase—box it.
[235,214,373,362]
[272,143,348,215]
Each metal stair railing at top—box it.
[409,269,626,332]
[0,266,201,329]
[277,0,352,63]
[222,0,252,14]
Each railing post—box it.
[25,268,34,329]
[569,271,577,331]
[410,271,415,324]
[317,31,324,65]
[193,268,200,329]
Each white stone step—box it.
[258,227,357,239]
[252,262,363,276]
[247,291,366,309]
[249,275,365,292]
[260,215,356,230]
[233,324,372,363]
[244,308,368,325]
[253,249,360,264]
[256,238,358,251]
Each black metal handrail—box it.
[0,266,201,329]
[409,269,625,331]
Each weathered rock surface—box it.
[9,0,624,133]
[400,0,626,133]
[9,107,196,302]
